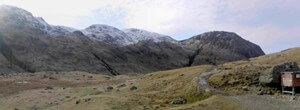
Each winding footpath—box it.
[198,68,220,93]
[198,68,228,95]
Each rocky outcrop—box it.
[259,62,300,85]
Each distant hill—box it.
[181,31,265,66]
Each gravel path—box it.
[227,94,300,110]
[198,68,220,92]
[198,68,229,95]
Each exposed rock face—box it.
[181,31,265,65]
[0,5,265,75]
[259,62,300,85]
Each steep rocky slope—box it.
[0,5,265,75]
[181,31,265,65]
[0,5,190,75]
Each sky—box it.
[0,0,299,53]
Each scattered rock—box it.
[171,97,187,104]
[45,86,54,90]
[117,84,126,88]
[130,86,138,91]
[155,106,160,109]
[266,91,271,94]
[242,86,248,91]
[84,98,91,102]
[257,91,264,95]
[107,86,114,90]
[224,67,232,70]
[290,96,296,101]
[43,75,48,79]
[75,100,80,104]
[49,77,56,80]
[104,76,111,80]
[31,105,38,110]
[88,76,93,79]
[29,74,35,77]
[257,87,262,91]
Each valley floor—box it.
[0,65,300,110]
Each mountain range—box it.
[0,5,265,75]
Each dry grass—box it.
[57,65,214,110]
[0,65,216,110]
[135,65,213,101]
[2,48,299,109]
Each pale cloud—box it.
[0,0,299,53]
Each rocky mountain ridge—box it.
[0,5,265,75]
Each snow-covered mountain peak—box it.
[0,5,178,45]
[0,5,47,28]
[85,24,119,31]
[82,24,135,45]
[124,28,177,43]
[0,5,33,17]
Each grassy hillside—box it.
[1,65,244,110]
[208,47,300,94]
[3,48,298,110]
[55,65,214,110]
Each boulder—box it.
[75,100,80,104]
[130,86,138,91]
[259,62,300,85]
[45,86,54,90]
[107,86,114,90]
[171,97,188,104]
